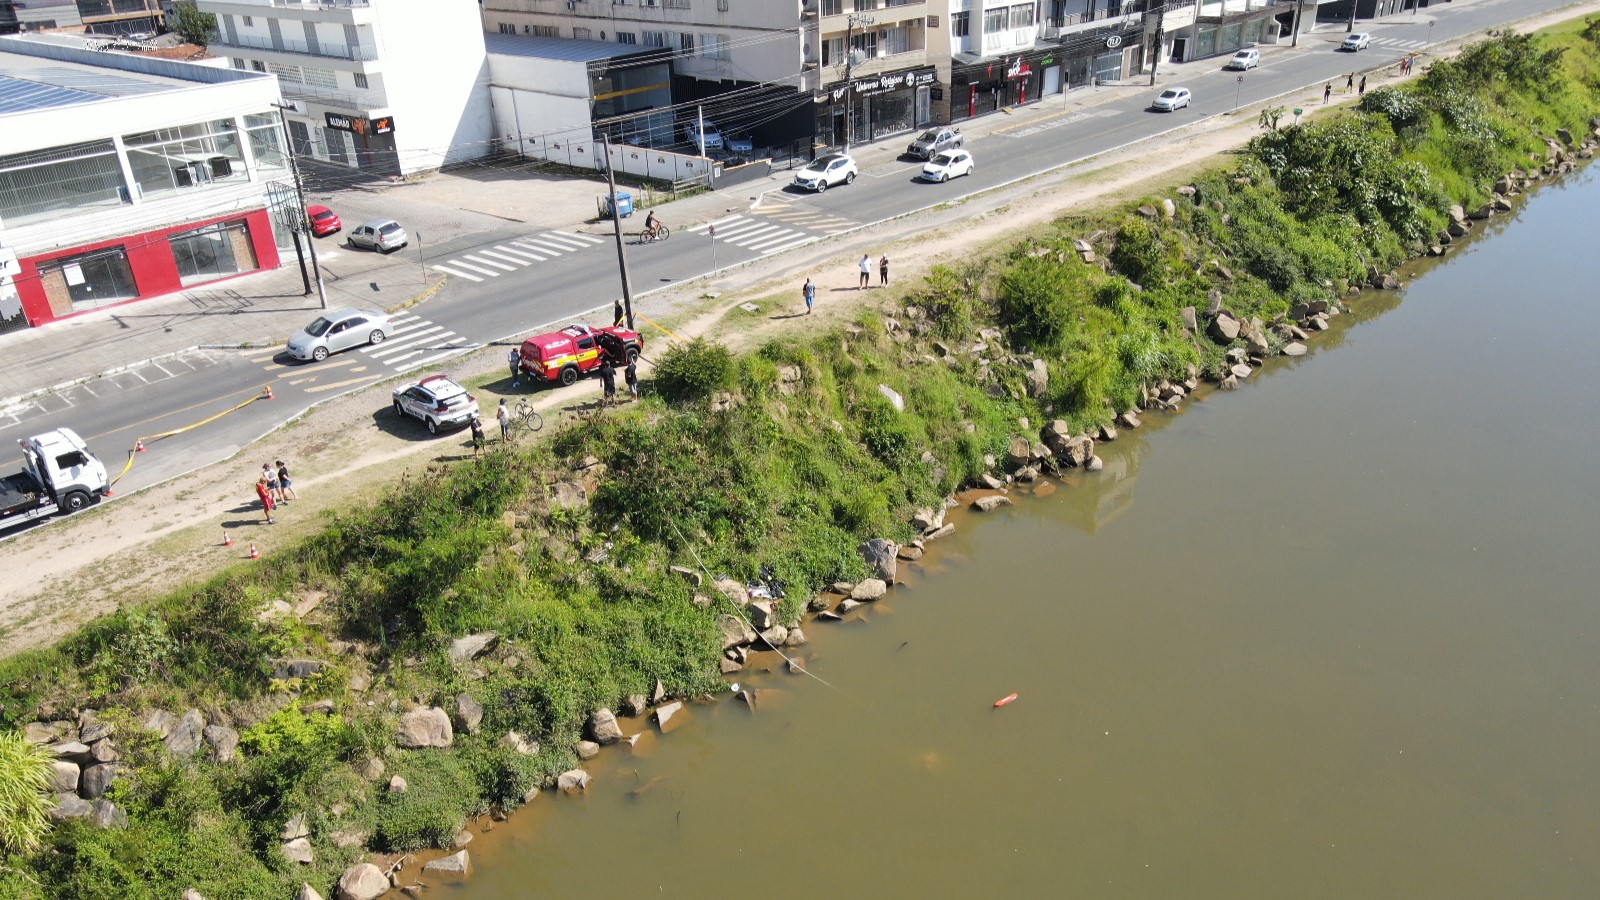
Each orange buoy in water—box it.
[993,693,1018,708]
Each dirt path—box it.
[4,2,1592,657]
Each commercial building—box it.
[0,36,285,331]
[198,0,494,176]
[0,0,84,34]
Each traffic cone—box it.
[135,438,146,453]
[222,530,233,547]
[248,542,260,560]
[264,385,274,400]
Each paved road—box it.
[0,0,1581,534]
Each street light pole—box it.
[599,134,635,331]
[1149,4,1166,87]
[273,103,327,310]
[1347,0,1358,33]
[1291,0,1305,48]
[840,13,875,151]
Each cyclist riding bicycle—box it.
[644,210,661,239]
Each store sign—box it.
[325,113,396,136]
[1105,34,1124,49]
[826,66,937,102]
[1006,57,1032,79]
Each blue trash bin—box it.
[600,190,633,218]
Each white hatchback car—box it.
[1343,33,1372,51]
[792,153,858,192]
[1226,48,1260,70]
[920,149,975,182]
[1151,87,1192,111]
[348,218,408,253]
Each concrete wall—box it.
[376,0,493,173]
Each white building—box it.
[0,35,285,331]
[198,0,494,177]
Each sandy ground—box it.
[3,1,1592,657]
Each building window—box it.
[498,22,514,34]
[616,32,637,44]
[241,15,253,26]
[983,7,1005,33]
[251,60,266,72]
[232,58,246,70]
[853,0,878,11]
[717,0,729,10]
[642,31,666,47]
[171,221,254,288]
[849,29,876,59]
[573,26,592,40]
[1009,3,1034,29]
[353,72,369,89]
[821,36,843,65]
[881,24,908,55]
[665,0,689,7]
[123,119,247,199]
[243,113,289,171]
[699,33,729,59]
[614,0,628,4]
[532,25,559,37]
[951,11,968,37]
[678,32,695,53]
[44,247,139,313]
[821,0,842,14]
[0,140,126,226]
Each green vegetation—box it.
[0,24,1597,900]
[0,731,53,854]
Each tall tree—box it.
[170,1,217,46]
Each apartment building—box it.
[0,0,84,34]
[198,0,493,176]
[0,36,284,331]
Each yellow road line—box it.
[305,375,382,394]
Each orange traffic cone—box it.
[248,542,260,560]
[135,438,146,453]
[222,530,233,547]
[103,487,114,498]
[264,385,274,400]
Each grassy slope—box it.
[2,23,1598,900]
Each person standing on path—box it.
[624,358,639,402]
[599,358,618,406]
[1323,82,1332,104]
[255,474,276,525]
[470,415,486,458]
[508,347,521,387]
[859,254,872,289]
[497,398,512,444]
[1358,75,1367,97]
[263,463,282,504]
[879,254,890,287]
[276,460,297,503]
[1345,72,1354,94]
[613,298,625,328]
[803,277,816,315]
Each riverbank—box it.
[4,17,1600,900]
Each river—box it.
[439,165,1600,898]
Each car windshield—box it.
[1161,90,1179,99]
[931,153,956,165]
[304,317,333,337]
[311,210,334,221]
[917,130,939,142]
[1233,52,1249,59]
[805,157,840,173]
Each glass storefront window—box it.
[124,118,247,200]
[872,91,914,140]
[46,246,139,312]
[171,221,251,287]
[0,140,128,226]
[244,112,290,176]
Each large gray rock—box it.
[1282,341,1307,357]
[717,614,756,649]
[88,738,119,764]
[575,740,600,760]
[296,885,326,900]
[203,725,239,763]
[1026,359,1049,397]
[588,708,623,745]
[910,507,942,532]
[281,837,314,865]
[272,659,327,681]
[22,722,56,744]
[654,701,684,733]
[89,799,127,830]
[78,720,114,744]
[747,601,776,632]
[849,578,887,601]
[549,481,589,510]
[1059,435,1095,467]
[972,495,1012,512]
[50,793,93,821]
[1208,312,1241,343]
[181,889,207,900]
[455,693,484,735]
[48,760,80,793]
[395,707,454,749]
[876,384,905,412]
[80,763,118,799]
[557,769,591,793]
[924,523,956,542]
[448,632,499,665]
[337,863,390,900]
[712,577,750,608]
[49,741,89,760]
[166,709,206,759]
[282,812,310,841]
[423,849,471,875]
[622,694,649,717]
[669,565,702,587]
[858,537,899,583]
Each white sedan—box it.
[920,149,975,182]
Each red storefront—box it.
[11,208,280,328]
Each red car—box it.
[307,205,342,237]
[517,324,643,387]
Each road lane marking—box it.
[537,232,592,250]
[555,231,605,246]
[513,238,567,255]
[305,375,382,394]
[462,254,516,271]
[431,264,482,282]
[688,214,746,233]
[491,245,542,262]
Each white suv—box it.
[792,153,858,192]
[392,375,479,434]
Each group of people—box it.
[859,253,890,290]
[253,460,297,525]
[598,350,640,406]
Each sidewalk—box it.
[0,40,1308,408]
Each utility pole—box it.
[273,103,327,310]
[840,13,874,150]
[599,134,635,331]
[1291,0,1305,47]
[1347,0,1358,33]
[1148,3,1166,87]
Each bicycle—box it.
[640,225,671,244]
[513,400,543,434]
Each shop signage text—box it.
[827,66,937,102]
[325,113,396,136]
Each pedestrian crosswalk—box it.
[687,209,858,256]
[429,231,607,283]
[1371,37,1428,50]
[357,313,475,372]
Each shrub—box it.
[374,753,478,851]
[1362,86,1428,135]
[0,730,53,854]
[652,338,735,403]
[995,255,1086,350]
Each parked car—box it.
[792,153,858,192]
[516,324,644,387]
[920,149,976,182]
[1151,87,1192,111]
[286,308,391,362]
[725,132,755,153]
[347,218,408,253]
[682,120,724,152]
[392,375,479,434]
[1343,32,1372,51]
[1226,48,1260,70]
[306,204,341,237]
[906,127,963,160]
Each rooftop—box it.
[0,34,262,115]
[484,31,661,66]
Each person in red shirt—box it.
[255,474,276,525]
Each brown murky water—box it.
[441,168,1600,898]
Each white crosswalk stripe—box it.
[1373,38,1427,49]
[430,264,482,282]
[462,254,516,271]
[475,248,532,266]
[445,259,500,277]
[429,230,606,281]
[351,316,473,372]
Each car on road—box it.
[682,119,724,152]
[1343,33,1372,51]
[920,149,976,182]
[392,374,479,434]
[347,218,408,253]
[1151,87,1192,111]
[906,127,963,160]
[287,308,391,362]
[1226,48,1260,70]
[517,324,643,387]
[792,153,858,192]
[307,205,341,237]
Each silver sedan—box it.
[286,308,391,362]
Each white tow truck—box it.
[1,429,110,532]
